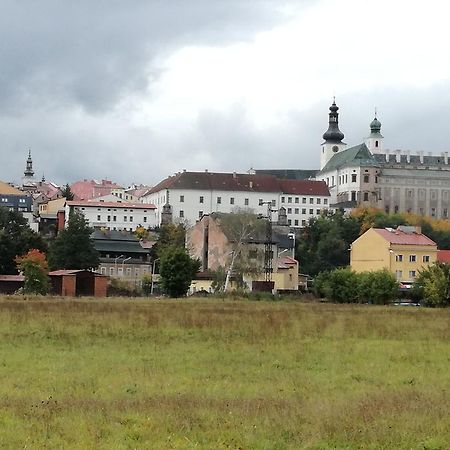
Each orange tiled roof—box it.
[373,228,436,246]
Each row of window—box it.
[395,270,416,280]
[1,197,27,203]
[286,208,324,215]
[96,215,149,223]
[388,205,449,218]
[102,266,149,277]
[179,195,277,207]
[281,197,328,205]
[394,254,430,263]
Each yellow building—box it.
[350,226,437,284]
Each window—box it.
[107,215,111,222]
[409,255,416,262]
[324,199,328,205]
[101,267,106,275]
[198,211,203,218]
[302,197,306,204]
[301,220,306,226]
[295,197,299,203]
[129,216,133,222]
[124,216,127,222]
[444,208,448,218]
[281,196,285,203]
[316,209,320,215]
[302,208,306,214]
[309,209,313,214]
[363,192,369,201]
[317,198,321,204]
[288,197,292,203]
[363,174,369,183]
[287,208,292,214]
[288,219,292,225]
[395,254,403,262]
[97,215,101,221]
[409,270,416,279]
[244,198,249,206]
[271,200,276,207]
[423,255,430,263]
[351,174,357,183]
[431,207,436,217]
[179,210,184,218]
[217,196,221,204]
[19,198,25,203]
[180,195,184,202]
[309,198,314,204]
[395,270,402,280]
[294,219,299,226]
[230,197,235,205]
[143,217,147,223]
[199,196,204,204]
[294,208,299,214]
[110,267,115,276]
[375,140,379,148]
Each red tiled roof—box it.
[67,201,156,209]
[278,256,298,268]
[0,275,25,282]
[148,171,330,196]
[437,250,450,263]
[71,179,124,200]
[374,228,437,246]
[278,179,330,196]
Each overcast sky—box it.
[2,0,450,187]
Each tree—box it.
[414,263,450,307]
[154,223,186,258]
[159,246,200,297]
[48,210,99,270]
[0,207,47,274]
[357,269,398,304]
[61,184,74,200]
[15,249,50,295]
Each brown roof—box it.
[148,171,330,196]
[49,269,106,277]
[67,201,156,209]
[0,275,25,281]
[373,228,437,246]
[0,181,25,196]
[437,250,450,263]
[278,179,330,196]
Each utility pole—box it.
[259,200,276,282]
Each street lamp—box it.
[114,255,124,277]
[122,257,131,277]
[151,258,160,295]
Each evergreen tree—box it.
[0,207,47,274]
[48,211,99,270]
[61,183,74,200]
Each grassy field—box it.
[0,296,449,449]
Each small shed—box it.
[0,275,25,294]
[49,270,107,297]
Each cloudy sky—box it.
[2,0,450,187]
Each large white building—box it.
[316,101,450,218]
[142,171,330,228]
[65,200,157,231]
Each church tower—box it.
[22,150,36,189]
[365,112,384,155]
[320,100,346,170]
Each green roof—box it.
[320,143,376,173]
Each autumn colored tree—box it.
[15,249,50,295]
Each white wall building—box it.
[65,200,157,231]
[142,171,330,228]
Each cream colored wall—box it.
[351,228,437,282]
[351,228,390,273]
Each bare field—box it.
[0,296,449,449]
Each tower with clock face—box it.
[320,100,346,170]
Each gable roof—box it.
[278,179,330,196]
[373,227,437,246]
[0,181,25,196]
[320,143,376,173]
[148,171,281,194]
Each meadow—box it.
[0,296,449,449]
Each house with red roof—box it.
[142,170,330,227]
[350,225,437,285]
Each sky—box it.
[2,0,450,187]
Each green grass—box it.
[0,296,449,449]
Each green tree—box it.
[159,246,200,297]
[15,249,50,295]
[141,274,152,296]
[357,269,398,304]
[48,210,99,270]
[414,263,450,307]
[0,207,46,274]
[61,183,74,200]
[154,223,186,258]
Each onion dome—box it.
[370,116,382,134]
[322,100,344,143]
